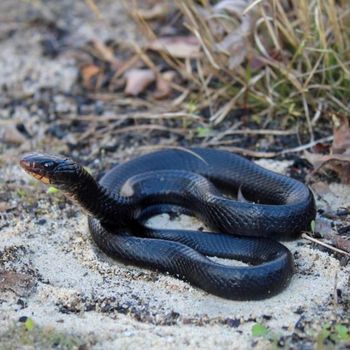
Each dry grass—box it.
[181,1,349,129]
[131,0,350,137]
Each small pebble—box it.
[36,218,47,225]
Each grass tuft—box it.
[0,321,87,350]
[180,0,349,126]
[132,0,350,133]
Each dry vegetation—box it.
[126,0,350,136]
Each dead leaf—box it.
[124,69,156,96]
[305,151,350,183]
[214,0,254,69]
[327,158,350,183]
[133,3,170,20]
[113,54,142,79]
[192,0,255,69]
[154,71,177,99]
[304,115,350,184]
[332,114,350,155]
[91,39,120,68]
[332,236,350,253]
[81,64,101,90]
[148,36,201,59]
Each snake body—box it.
[20,148,316,300]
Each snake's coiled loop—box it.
[87,148,315,300]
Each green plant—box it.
[0,321,86,350]
[315,322,350,350]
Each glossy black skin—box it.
[20,148,316,300]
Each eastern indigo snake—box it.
[20,148,316,300]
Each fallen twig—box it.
[219,135,334,158]
[77,123,187,142]
[302,233,350,256]
[218,146,277,158]
[279,135,334,154]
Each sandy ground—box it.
[0,1,349,349]
[1,159,349,349]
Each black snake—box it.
[20,148,316,300]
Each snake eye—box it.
[43,161,55,169]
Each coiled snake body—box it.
[20,148,316,300]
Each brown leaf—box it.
[148,36,201,59]
[332,236,350,253]
[214,0,254,69]
[124,69,156,96]
[330,160,350,184]
[192,0,255,69]
[304,151,350,184]
[81,64,101,90]
[91,39,120,68]
[154,71,177,99]
[304,151,328,170]
[304,116,350,184]
[332,115,350,155]
[328,115,350,182]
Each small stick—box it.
[213,128,297,137]
[302,233,350,256]
[279,135,334,154]
[77,124,186,142]
[219,135,334,158]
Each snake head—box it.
[20,153,83,191]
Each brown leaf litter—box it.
[154,71,177,99]
[124,68,156,96]
[80,64,102,90]
[176,0,255,70]
[148,35,202,59]
[304,115,350,184]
